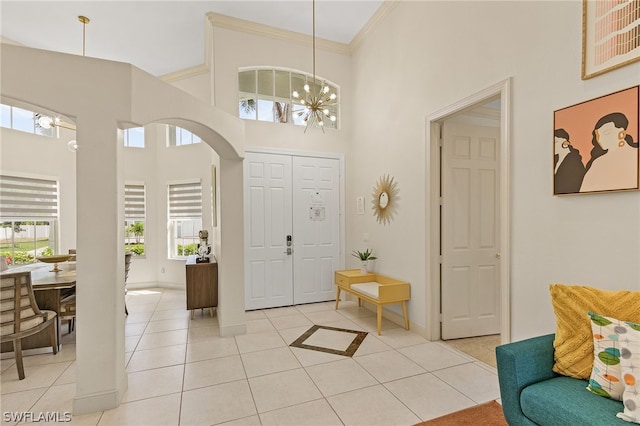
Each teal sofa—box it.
[495,333,626,425]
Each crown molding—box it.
[349,0,399,52]
[160,63,210,83]
[206,12,351,56]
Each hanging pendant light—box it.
[292,0,338,133]
[38,15,89,151]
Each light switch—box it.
[357,196,365,215]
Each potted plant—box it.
[352,249,377,274]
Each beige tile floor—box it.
[1,288,501,426]
[442,335,501,368]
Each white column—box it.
[73,117,127,414]
[217,157,246,336]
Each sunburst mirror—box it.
[371,174,399,225]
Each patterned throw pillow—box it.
[616,318,640,424]
[587,312,626,400]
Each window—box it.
[238,68,339,129]
[124,127,145,148]
[0,175,59,265]
[168,182,202,259]
[0,104,56,137]
[124,184,145,257]
[167,125,201,147]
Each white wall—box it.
[350,1,640,340]
[2,120,219,289]
[0,126,77,252]
[210,25,353,153]
[149,123,219,287]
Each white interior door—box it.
[244,152,340,310]
[441,122,501,339]
[244,153,293,310]
[292,156,340,304]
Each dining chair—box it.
[59,292,76,333]
[0,270,58,380]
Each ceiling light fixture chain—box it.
[78,15,90,57]
[292,0,338,133]
[312,0,316,84]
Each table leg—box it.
[402,301,409,330]
[377,305,382,335]
[335,287,341,310]
[50,320,59,355]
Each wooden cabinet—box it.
[185,256,218,319]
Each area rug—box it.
[414,401,507,426]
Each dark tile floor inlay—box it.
[289,324,368,357]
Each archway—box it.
[1,44,245,414]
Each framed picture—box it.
[553,85,639,195]
[582,0,640,79]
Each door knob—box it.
[496,253,501,260]
[283,247,292,255]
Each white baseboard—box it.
[350,298,429,339]
[73,387,121,415]
[126,281,184,291]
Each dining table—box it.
[0,262,76,354]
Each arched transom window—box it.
[238,68,339,130]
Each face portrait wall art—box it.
[553,86,639,195]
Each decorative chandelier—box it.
[37,116,78,152]
[292,0,338,133]
[37,116,76,131]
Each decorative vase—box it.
[360,261,368,274]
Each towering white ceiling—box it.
[0,1,384,76]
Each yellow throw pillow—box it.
[549,284,640,379]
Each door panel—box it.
[292,156,340,304]
[442,122,501,339]
[244,153,293,310]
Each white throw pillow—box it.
[616,317,640,424]
[586,312,625,400]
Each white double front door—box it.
[244,152,341,310]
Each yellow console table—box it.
[334,269,410,335]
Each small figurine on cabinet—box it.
[196,229,212,263]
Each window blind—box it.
[0,175,59,219]
[168,182,202,219]
[124,184,145,219]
